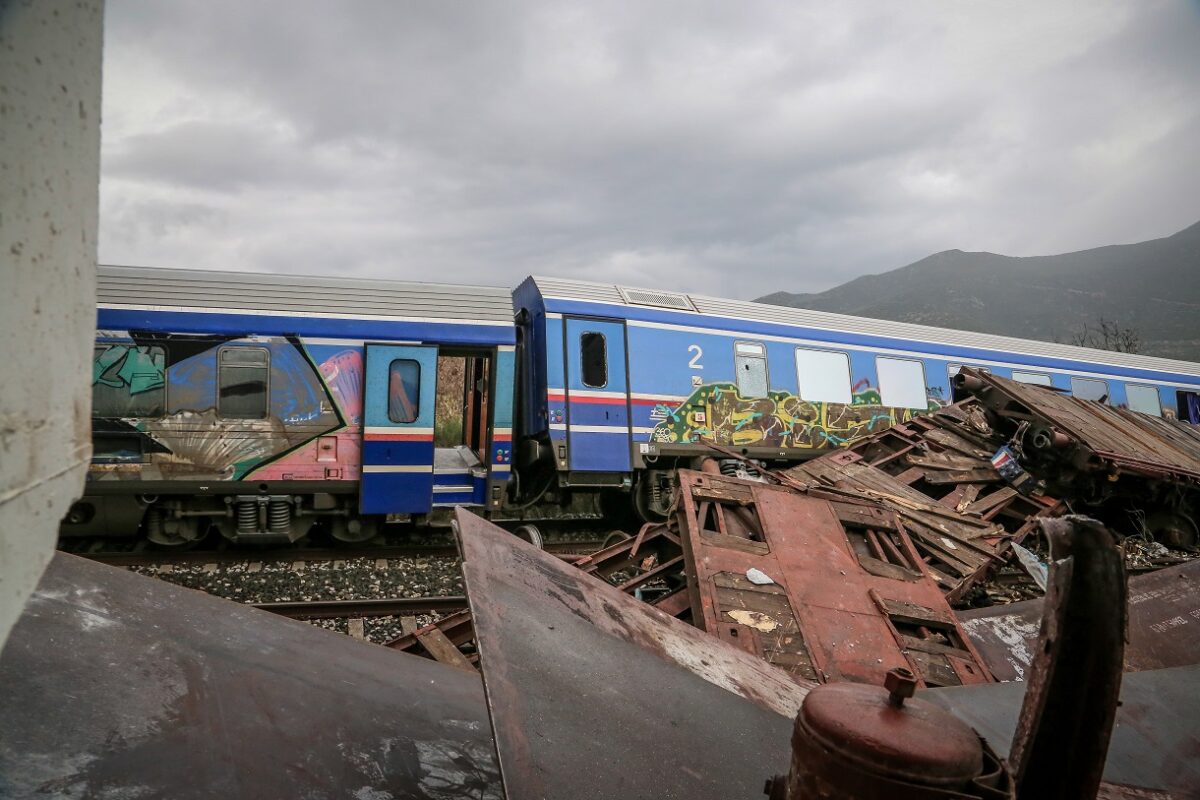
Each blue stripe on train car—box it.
[362,440,437,466]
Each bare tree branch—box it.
[1067,317,1141,354]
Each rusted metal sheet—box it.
[780,401,1066,603]
[1004,517,1126,799]
[454,508,811,800]
[960,369,1200,485]
[923,664,1200,797]
[389,527,690,669]
[0,553,500,800]
[959,557,1200,681]
[675,469,994,688]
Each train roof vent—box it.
[618,286,697,312]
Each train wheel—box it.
[145,512,205,548]
[512,524,544,549]
[330,517,378,544]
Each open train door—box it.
[563,317,632,472]
[360,343,438,514]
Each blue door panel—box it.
[360,344,437,514]
[564,317,631,472]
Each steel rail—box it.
[253,595,468,620]
[66,540,601,568]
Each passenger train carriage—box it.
[65,265,1200,544]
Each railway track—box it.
[253,595,468,620]
[63,538,601,568]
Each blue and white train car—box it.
[71,265,517,544]
[513,276,1200,518]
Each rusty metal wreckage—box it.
[2,370,1199,798]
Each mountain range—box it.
[756,221,1200,362]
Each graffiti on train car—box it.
[88,335,349,481]
[649,381,943,448]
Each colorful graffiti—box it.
[649,382,941,449]
[92,344,166,417]
[88,335,347,481]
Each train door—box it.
[1179,390,1200,424]
[431,350,493,506]
[360,343,438,514]
[563,317,631,472]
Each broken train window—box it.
[735,341,769,398]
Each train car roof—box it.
[98,264,515,324]
[526,275,1200,379]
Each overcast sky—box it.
[99,1,1200,298]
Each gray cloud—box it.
[99,1,1200,297]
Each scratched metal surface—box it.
[924,665,1200,796]
[456,508,810,800]
[958,559,1200,681]
[0,553,500,800]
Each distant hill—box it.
[757,221,1200,362]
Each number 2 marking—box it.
[687,344,704,370]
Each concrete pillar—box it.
[0,0,104,650]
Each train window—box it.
[1126,384,1162,417]
[876,357,928,409]
[1179,391,1200,424]
[795,348,851,404]
[92,344,166,418]
[1070,376,1109,403]
[947,364,991,377]
[1013,371,1052,386]
[580,332,608,388]
[218,347,270,419]
[387,359,420,423]
[735,341,769,398]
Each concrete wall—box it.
[0,0,104,651]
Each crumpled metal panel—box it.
[676,470,993,688]
[0,553,500,800]
[455,508,811,800]
[923,665,1200,797]
[961,368,1200,483]
[959,558,1200,681]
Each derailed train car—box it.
[64,266,1200,543]
[513,275,1200,518]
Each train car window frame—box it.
[218,346,270,420]
[92,342,167,419]
[1013,371,1053,387]
[580,332,608,389]
[795,347,852,404]
[876,356,928,409]
[734,340,770,398]
[947,363,991,378]
[387,358,421,423]
[1070,376,1109,403]
[1125,383,1163,417]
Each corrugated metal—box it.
[531,275,626,305]
[98,265,515,323]
[530,275,1200,378]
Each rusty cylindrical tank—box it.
[769,668,1012,799]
